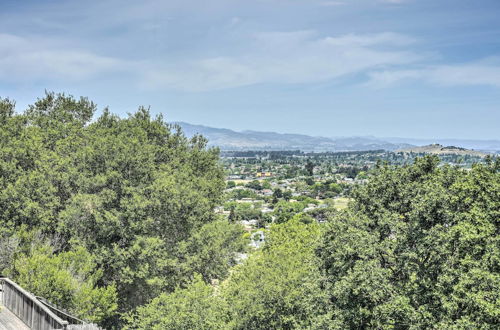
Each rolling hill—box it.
[396,144,488,157]
[173,122,499,153]
[174,122,412,151]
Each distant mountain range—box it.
[174,122,500,153]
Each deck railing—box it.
[0,277,69,329]
[35,296,101,330]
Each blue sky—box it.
[1,0,499,139]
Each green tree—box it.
[305,160,315,176]
[0,92,228,326]
[11,245,117,324]
[261,180,272,190]
[272,200,306,224]
[0,97,15,124]
[328,183,342,195]
[174,220,248,284]
[245,180,262,191]
[272,188,283,203]
[228,189,258,200]
[222,219,330,329]
[282,190,292,201]
[0,228,19,275]
[125,275,230,330]
[318,157,500,328]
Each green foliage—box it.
[318,156,500,328]
[245,180,262,191]
[11,245,117,323]
[125,274,230,330]
[305,160,315,176]
[306,181,343,198]
[174,219,248,284]
[295,195,320,205]
[3,92,498,329]
[0,92,228,326]
[227,188,259,200]
[272,200,308,223]
[224,202,263,221]
[261,180,272,190]
[222,219,330,329]
[0,97,15,124]
[0,228,19,274]
[303,206,337,223]
[356,170,368,180]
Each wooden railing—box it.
[0,277,101,330]
[0,277,69,329]
[35,296,101,330]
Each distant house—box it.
[256,172,272,178]
[250,231,265,249]
[238,198,260,203]
[261,189,273,196]
[241,219,259,228]
[261,206,273,213]
[303,204,318,212]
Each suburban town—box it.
[217,149,490,247]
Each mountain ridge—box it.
[174,122,411,152]
[173,122,500,153]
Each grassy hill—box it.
[396,144,488,157]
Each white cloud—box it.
[322,32,415,47]
[368,58,500,88]
[139,31,424,91]
[6,28,498,93]
[318,1,346,7]
[367,69,424,86]
[380,0,409,4]
[230,17,242,25]
[429,62,500,87]
[0,33,129,82]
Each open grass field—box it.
[333,197,351,210]
[233,179,252,185]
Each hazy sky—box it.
[1,0,499,139]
